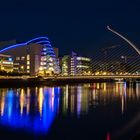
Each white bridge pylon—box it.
[107,26,140,55]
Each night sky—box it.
[0,0,140,56]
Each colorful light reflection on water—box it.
[0,87,60,134]
[0,82,140,139]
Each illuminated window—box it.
[40,62,44,66]
[27,55,30,61]
[39,67,43,71]
[27,61,30,65]
[41,57,46,61]
[49,58,53,62]
[49,63,53,66]
[8,58,12,61]
[21,66,24,69]
[16,57,20,60]
[43,48,47,51]
[27,66,30,70]
[21,56,25,60]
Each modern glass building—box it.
[76,57,91,75]
[61,53,91,75]
[0,37,60,76]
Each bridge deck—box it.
[44,75,140,80]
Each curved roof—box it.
[0,37,52,53]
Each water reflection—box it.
[60,82,139,116]
[0,87,60,134]
[0,82,139,138]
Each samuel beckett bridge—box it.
[44,26,140,81]
[0,26,140,82]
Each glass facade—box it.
[61,54,91,75]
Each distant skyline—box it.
[0,0,140,56]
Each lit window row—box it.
[77,65,89,68]
[76,57,91,61]
[16,56,26,61]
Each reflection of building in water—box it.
[62,85,69,114]
[77,86,82,116]
[136,83,140,98]
[128,83,135,99]
[121,83,127,114]
[69,86,77,114]
[0,82,139,134]
[26,88,30,114]
[38,88,44,116]
[20,88,25,115]
[80,86,88,114]
[62,84,89,115]
[0,87,60,134]
[0,89,7,116]
[62,82,139,116]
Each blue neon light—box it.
[0,43,26,53]
[35,40,51,44]
[0,37,52,53]
[44,44,52,46]
[26,37,49,44]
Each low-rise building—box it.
[0,54,13,72]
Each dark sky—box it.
[0,0,140,56]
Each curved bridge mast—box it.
[107,26,140,55]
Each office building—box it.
[0,37,60,76]
[61,53,91,75]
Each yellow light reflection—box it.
[102,83,107,92]
[20,89,25,116]
[121,95,124,114]
[63,85,68,114]
[70,86,75,114]
[1,93,5,116]
[97,83,100,89]
[38,88,44,116]
[26,88,30,114]
[136,83,140,98]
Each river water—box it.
[0,82,140,140]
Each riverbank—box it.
[0,77,139,87]
[0,77,113,87]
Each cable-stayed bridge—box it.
[48,26,140,80]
